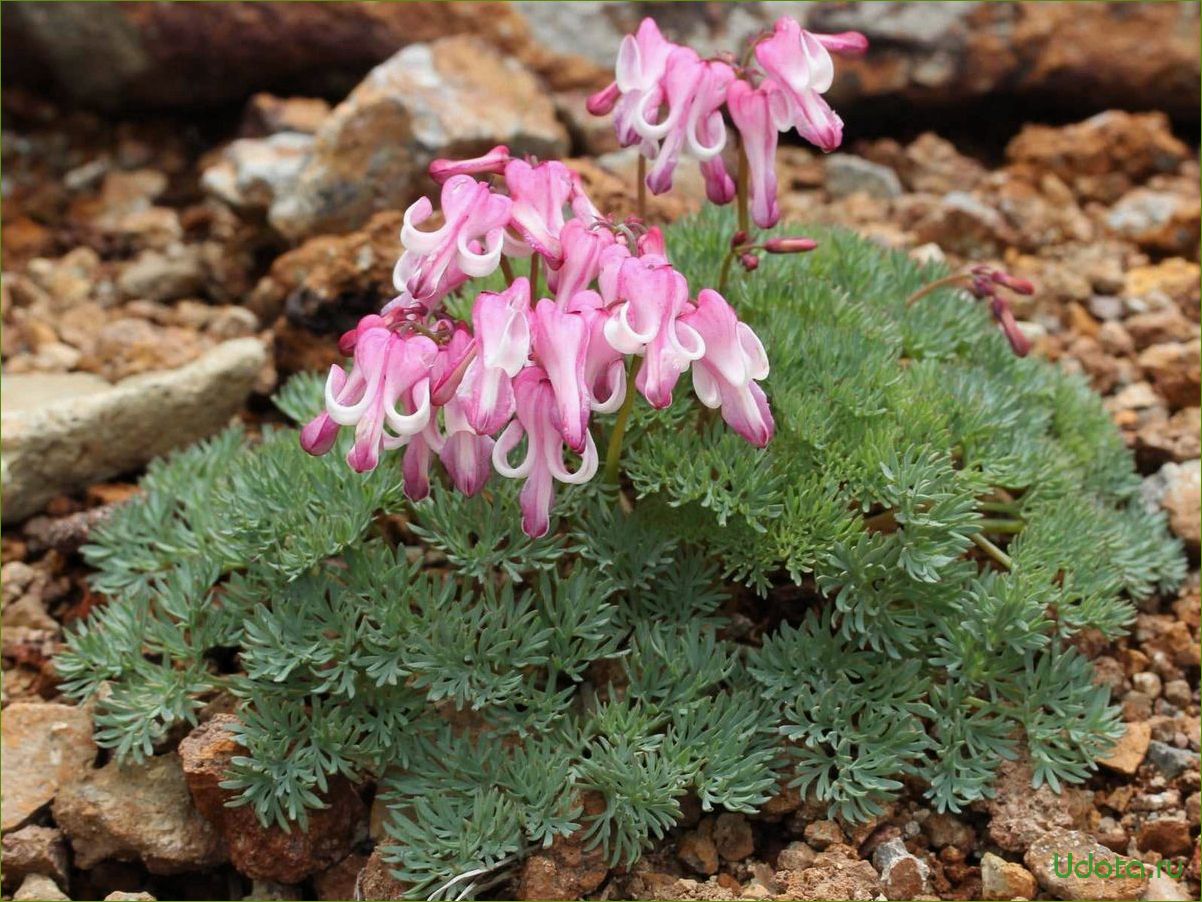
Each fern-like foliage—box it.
[56,209,1183,896]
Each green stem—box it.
[735,137,750,235]
[603,357,642,485]
[977,517,1025,534]
[529,254,541,300]
[499,256,515,284]
[972,532,1013,570]
[637,155,647,221]
[717,248,737,294]
[978,500,1021,514]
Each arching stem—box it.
[603,357,643,485]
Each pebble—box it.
[872,837,931,900]
[1026,830,1149,900]
[980,851,1038,901]
[1133,672,1164,699]
[1146,740,1197,780]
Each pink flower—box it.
[548,219,617,305]
[682,290,774,447]
[726,79,788,228]
[567,290,627,413]
[457,278,532,436]
[754,17,862,153]
[602,256,704,409]
[493,367,599,538]
[428,145,511,184]
[402,420,440,501]
[504,159,576,265]
[595,17,678,149]
[438,396,494,496]
[396,175,512,305]
[639,52,735,199]
[530,298,591,452]
[304,315,439,473]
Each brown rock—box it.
[1126,259,1202,318]
[12,874,69,901]
[1137,407,1202,466]
[980,852,1038,901]
[803,820,846,851]
[1157,460,1201,551]
[1,826,69,892]
[1126,308,1198,350]
[1108,187,1201,257]
[103,893,157,901]
[713,813,755,862]
[1006,112,1189,203]
[922,812,975,853]
[775,843,882,901]
[117,247,206,302]
[517,832,608,900]
[987,757,1094,853]
[201,133,315,214]
[357,848,410,901]
[678,831,721,876]
[52,752,226,874]
[1026,830,1148,900]
[312,853,368,901]
[178,715,365,883]
[776,841,817,873]
[872,837,931,900]
[0,702,96,831]
[83,317,211,381]
[1137,818,1193,858]
[1098,721,1153,775]
[1139,343,1201,411]
[241,93,332,137]
[270,35,567,240]
[914,191,1017,256]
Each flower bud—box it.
[740,253,760,272]
[730,230,749,249]
[991,298,1031,357]
[428,146,511,184]
[763,236,819,254]
[990,271,1035,296]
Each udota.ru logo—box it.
[1052,851,1186,881]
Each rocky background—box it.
[1,3,1198,901]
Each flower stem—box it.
[529,253,541,300]
[972,532,1013,570]
[603,357,642,485]
[906,273,968,307]
[637,155,647,221]
[736,137,750,235]
[977,517,1025,535]
[717,248,737,293]
[500,256,515,283]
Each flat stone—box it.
[826,154,903,200]
[2,338,265,523]
[1026,830,1149,900]
[1146,740,1197,780]
[1,826,69,892]
[0,702,96,831]
[13,874,69,901]
[980,852,1038,900]
[52,752,227,874]
[1098,721,1153,775]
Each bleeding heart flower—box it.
[504,159,577,266]
[428,145,511,184]
[457,278,532,436]
[530,298,592,452]
[493,367,599,538]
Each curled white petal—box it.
[549,432,598,484]
[383,380,431,436]
[491,421,534,478]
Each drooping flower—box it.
[548,219,617,306]
[396,175,512,306]
[458,278,532,436]
[303,315,439,473]
[493,367,599,538]
[428,145,511,184]
[587,17,677,150]
[683,289,774,447]
[726,79,787,228]
[567,289,627,414]
[530,298,592,452]
[504,159,577,266]
[438,396,494,496]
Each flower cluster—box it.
[302,153,774,537]
[587,17,867,228]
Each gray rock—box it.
[269,35,568,240]
[825,154,903,199]
[1146,741,1197,780]
[202,132,315,213]
[2,338,265,523]
[0,703,96,831]
[117,246,206,301]
[13,874,70,901]
[53,752,227,874]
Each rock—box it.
[980,852,1038,901]
[4,2,530,110]
[104,893,157,901]
[776,841,816,873]
[243,881,302,901]
[52,752,226,874]
[914,191,1015,256]
[1,826,69,892]
[1108,188,1201,257]
[313,853,368,901]
[249,209,401,333]
[269,35,567,240]
[1139,342,1201,411]
[774,843,882,901]
[713,813,755,862]
[987,757,1094,853]
[1,338,265,523]
[0,702,96,830]
[1026,830,1149,900]
[1162,679,1193,707]
[241,93,332,137]
[358,848,410,901]
[825,155,902,200]
[86,317,211,381]
[1132,672,1164,698]
[178,715,365,883]
[1126,259,1202,317]
[922,812,975,853]
[871,837,930,900]
[1145,460,1201,551]
[202,133,315,214]
[517,832,608,899]
[1006,112,1189,203]
[117,247,206,301]
[1098,721,1153,775]
[803,820,845,851]
[13,874,70,901]
[678,831,721,876]
[1126,308,1197,349]
[1138,408,1202,466]
[1137,818,1193,858]
[1142,873,1192,901]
